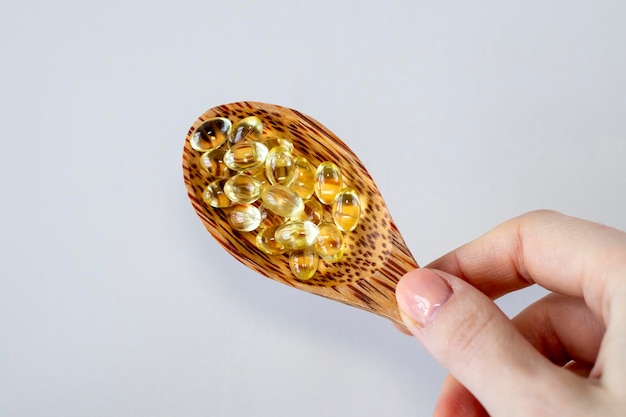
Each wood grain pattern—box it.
[182,102,419,324]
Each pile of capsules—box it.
[190,116,361,280]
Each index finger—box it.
[427,210,626,321]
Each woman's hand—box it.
[395,210,626,416]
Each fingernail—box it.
[396,268,452,328]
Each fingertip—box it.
[396,268,453,330]
[392,321,412,335]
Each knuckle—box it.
[442,305,500,362]
[517,209,563,225]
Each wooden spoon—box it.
[182,102,419,325]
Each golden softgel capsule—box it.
[191,117,231,152]
[255,225,286,255]
[289,247,319,280]
[227,204,261,232]
[200,149,233,178]
[224,173,262,204]
[289,156,316,200]
[315,221,344,262]
[224,141,269,171]
[332,188,361,232]
[202,179,231,208]
[265,145,295,186]
[274,220,319,249]
[264,137,294,153]
[298,198,324,224]
[231,116,263,145]
[261,184,304,218]
[314,162,343,205]
[257,204,284,228]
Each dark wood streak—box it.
[357,279,387,298]
[371,277,396,294]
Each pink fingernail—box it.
[396,269,452,328]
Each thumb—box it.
[395,268,576,416]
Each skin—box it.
[395,210,626,416]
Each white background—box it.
[1,1,625,416]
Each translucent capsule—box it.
[191,117,231,152]
[265,145,295,186]
[289,156,316,200]
[315,222,345,262]
[202,179,231,208]
[297,198,324,224]
[289,247,319,280]
[261,184,304,218]
[274,220,319,249]
[255,225,286,255]
[257,204,284,228]
[227,204,261,232]
[314,162,343,205]
[231,116,263,145]
[224,141,269,171]
[264,137,293,153]
[244,165,268,188]
[223,173,262,204]
[199,149,233,178]
[255,174,271,195]
[332,188,361,232]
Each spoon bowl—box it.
[182,102,418,324]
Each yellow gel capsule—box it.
[274,220,319,249]
[231,116,263,145]
[332,188,361,232]
[265,145,296,186]
[258,204,284,228]
[297,198,324,224]
[190,117,231,152]
[224,141,269,171]
[289,156,316,200]
[261,184,304,218]
[227,204,261,232]
[199,149,233,178]
[255,225,286,255]
[314,162,343,205]
[289,247,319,280]
[315,222,344,262]
[264,137,293,153]
[223,173,262,204]
[202,179,232,208]
[244,165,269,190]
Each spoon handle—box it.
[332,222,419,324]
